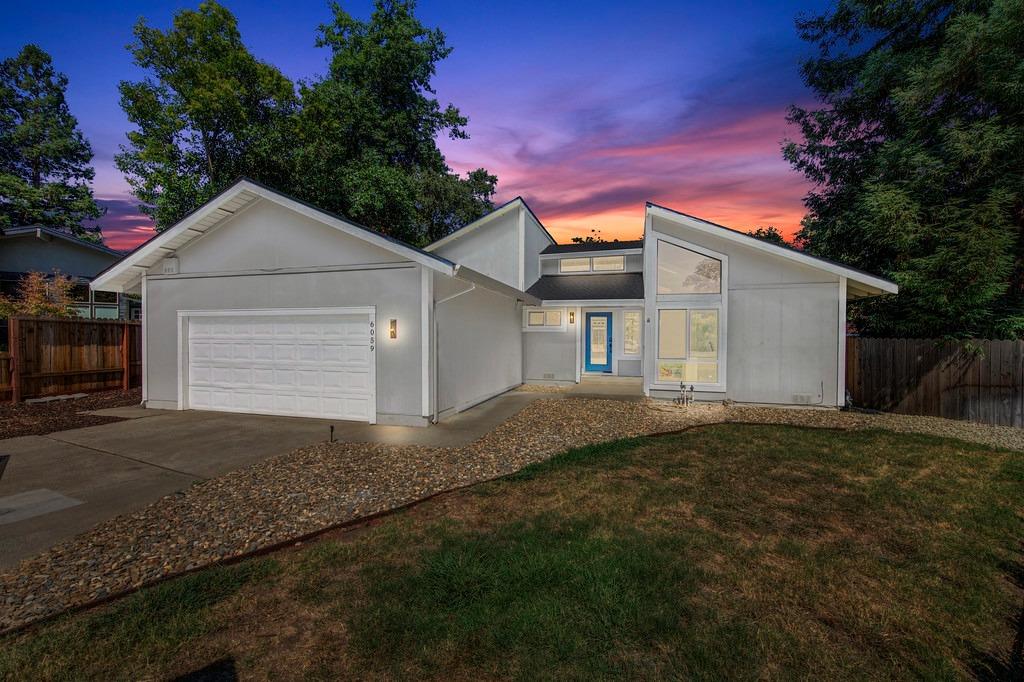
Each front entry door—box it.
[585,312,613,373]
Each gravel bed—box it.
[1,396,1021,632]
[0,390,141,440]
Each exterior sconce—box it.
[569,311,575,324]
[389,319,397,339]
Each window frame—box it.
[622,310,642,356]
[523,306,568,332]
[558,257,591,273]
[645,231,728,392]
[592,255,625,272]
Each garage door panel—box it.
[187,311,374,421]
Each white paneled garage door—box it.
[184,309,375,422]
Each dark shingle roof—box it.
[526,273,643,301]
[540,239,643,255]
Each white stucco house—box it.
[92,178,897,426]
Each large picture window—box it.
[657,240,721,294]
[656,308,719,384]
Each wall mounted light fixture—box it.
[389,319,397,339]
[569,310,575,324]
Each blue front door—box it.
[585,312,613,373]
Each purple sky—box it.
[1,1,828,250]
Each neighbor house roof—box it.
[645,203,898,298]
[539,239,644,255]
[90,178,538,305]
[526,273,644,302]
[1,225,123,258]
[424,196,556,252]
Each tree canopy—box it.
[116,1,297,230]
[0,45,104,241]
[118,0,497,245]
[785,0,1024,339]
[747,226,788,247]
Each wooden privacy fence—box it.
[846,337,1024,428]
[2,316,141,402]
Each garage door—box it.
[186,310,375,422]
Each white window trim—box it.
[622,310,642,356]
[645,229,728,393]
[523,306,567,332]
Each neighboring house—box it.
[91,178,897,425]
[0,225,140,347]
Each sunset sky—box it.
[2,0,829,251]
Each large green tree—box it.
[785,0,1024,339]
[0,45,104,241]
[294,0,496,244]
[116,1,297,230]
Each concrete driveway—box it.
[0,392,544,569]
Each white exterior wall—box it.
[435,274,522,414]
[523,211,550,288]
[141,200,426,425]
[647,215,841,406]
[523,322,578,383]
[432,210,521,289]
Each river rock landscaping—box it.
[1,395,1022,633]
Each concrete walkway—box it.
[0,392,546,569]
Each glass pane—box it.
[623,311,641,354]
[689,310,718,359]
[528,311,545,326]
[657,361,685,382]
[559,258,590,273]
[592,256,624,271]
[545,310,561,326]
[71,305,90,318]
[589,316,608,364]
[657,240,721,294]
[93,306,119,319]
[696,362,718,383]
[69,284,90,302]
[657,309,686,359]
[93,290,117,303]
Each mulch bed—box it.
[1,395,1021,633]
[0,390,142,440]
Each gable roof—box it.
[91,178,457,292]
[540,239,644,255]
[645,203,898,298]
[1,225,123,258]
[424,196,556,252]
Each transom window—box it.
[657,240,721,294]
[592,256,625,271]
[559,258,591,273]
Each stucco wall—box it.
[523,211,550,288]
[648,215,841,406]
[0,234,118,278]
[435,275,522,413]
[523,323,577,382]
[431,209,520,289]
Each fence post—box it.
[9,317,20,403]
[121,320,130,391]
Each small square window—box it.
[545,310,561,326]
[528,311,546,326]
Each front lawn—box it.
[2,424,1022,680]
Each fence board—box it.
[0,317,141,401]
[847,337,1024,428]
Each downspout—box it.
[432,266,476,423]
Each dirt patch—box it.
[0,389,141,440]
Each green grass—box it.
[2,425,1022,680]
